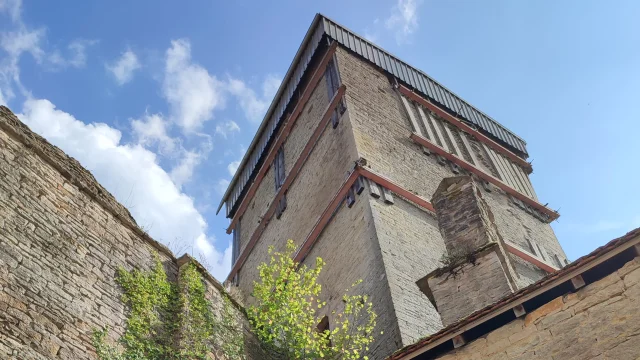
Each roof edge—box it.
[389,226,640,359]
[216,13,324,214]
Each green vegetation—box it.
[92,254,245,360]
[248,239,379,359]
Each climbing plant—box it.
[248,239,379,359]
[92,254,245,360]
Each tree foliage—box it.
[92,254,245,360]
[248,239,378,359]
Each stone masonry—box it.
[425,176,518,326]
[332,45,567,348]
[0,107,261,359]
[435,256,640,360]
[225,40,571,359]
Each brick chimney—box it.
[422,176,518,326]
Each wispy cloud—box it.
[226,74,281,123]
[215,119,240,138]
[0,0,22,23]
[386,0,422,44]
[107,49,141,85]
[131,112,176,153]
[215,178,230,196]
[163,39,226,133]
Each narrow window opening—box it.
[232,221,241,265]
[274,146,287,218]
[317,315,331,346]
[325,58,345,129]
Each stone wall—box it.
[334,46,567,346]
[305,186,401,360]
[427,247,515,327]
[436,256,640,360]
[0,107,258,359]
[234,90,361,299]
[369,191,446,345]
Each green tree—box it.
[248,239,378,359]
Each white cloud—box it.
[386,0,421,44]
[215,119,240,138]
[170,150,202,189]
[17,98,231,280]
[215,178,230,196]
[131,112,175,153]
[0,27,45,60]
[227,160,240,176]
[0,26,45,103]
[227,74,281,123]
[163,39,225,132]
[0,0,21,23]
[67,39,98,68]
[107,49,141,85]
[47,39,98,70]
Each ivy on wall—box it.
[92,254,245,360]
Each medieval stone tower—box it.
[220,14,568,359]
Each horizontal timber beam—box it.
[225,84,346,282]
[225,41,339,233]
[399,85,533,173]
[411,132,559,222]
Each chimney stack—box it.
[422,176,518,326]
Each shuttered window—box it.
[325,58,345,128]
[274,146,287,218]
[232,221,241,265]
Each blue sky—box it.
[1,0,638,279]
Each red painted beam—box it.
[505,243,557,273]
[411,133,559,222]
[358,166,435,213]
[225,85,346,282]
[226,41,339,234]
[399,85,533,173]
[293,166,360,263]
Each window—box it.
[325,58,345,129]
[232,221,241,265]
[274,146,287,218]
[317,315,331,346]
[231,222,241,286]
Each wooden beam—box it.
[399,85,533,173]
[224,84,346,282]
[505,243,558,273]
[452,335,466,349]
[357,166,435,213]
[393,234,640,360]
[411,133,559,222]
[225,42,339,234]
[293,168,360,263]
[570,275,586,290]
[513,304,526,318]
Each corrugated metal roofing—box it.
[320,16,527,155]
[218,14,529,218]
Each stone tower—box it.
[219,14,567,359]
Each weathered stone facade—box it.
[0,107,260,359]
[224,42,570,359]
[435,256,640,360]
[1,23,572,360]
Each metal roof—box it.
[218,14,529,218]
